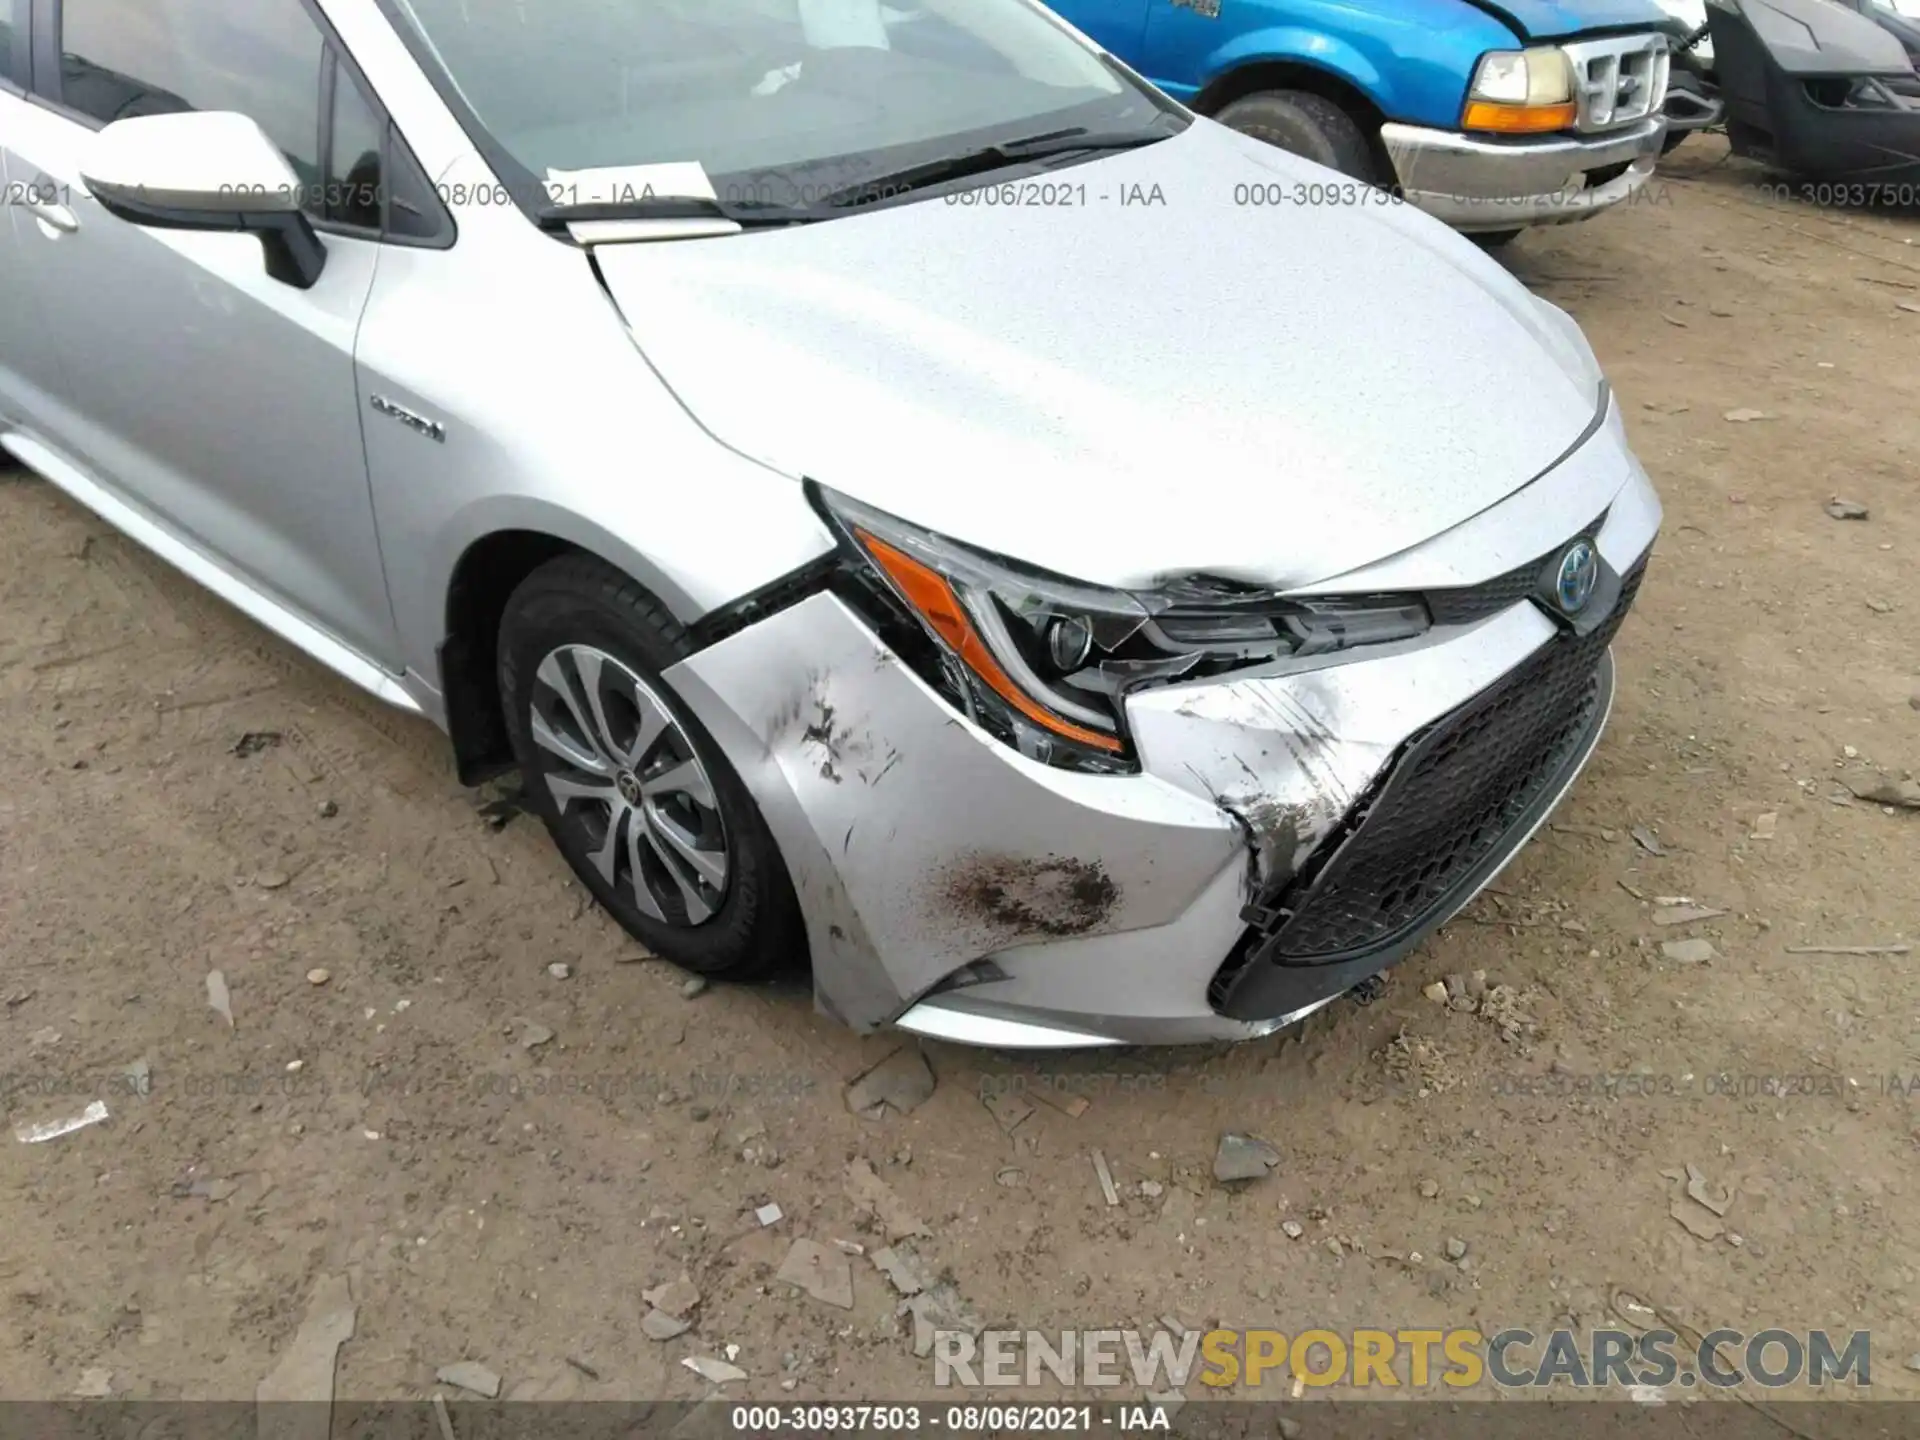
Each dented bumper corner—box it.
[661,459,1659,1048]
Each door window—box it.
[326,63,384,230]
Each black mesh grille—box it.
[1255,563,1645,963]
[1423,520,1605,627]
[1425,562,1547,626]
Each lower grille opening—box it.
[1210,562,1645,1010]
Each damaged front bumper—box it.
[661,422,1661,1048]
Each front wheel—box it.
[1471,229,1524,251]
[1215,90,1379,183]
[497,554,804,979]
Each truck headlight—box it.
[1464,48,1578,133]
[815,486,1431,775]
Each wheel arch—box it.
[1192,57,1398,184]
[438,521,700,786]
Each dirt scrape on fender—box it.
[943,854,1120,939]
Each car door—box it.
[1043,0,1152,59]
[1,0,81,436]
[4,0,401,666]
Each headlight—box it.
[815,486,1431,775]
[1464,48,1578,133]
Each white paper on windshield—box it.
[545,161,717,208]
[799,0,890,49]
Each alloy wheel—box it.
[528,644,729,925]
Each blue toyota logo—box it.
[1555,541,1600,615]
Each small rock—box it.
[1277,1418,1303,1440]
[206,970,235,1028]
[436,1361,501,1398]
[871,1245,931,1296]
[1631,825,1665,856]
[1671,1199,1724,1242]
[1213,1132,1282,1183]
[256,870,292,891]
[123,1057,152,1097]
[681,976,709,999]
[1419,1179,1440,1199]
[642,1309,691,1341]
[843,1047,937,1118]
[1281,1220,1304,1240]
[317,799,339,818]
[1867,598,1893,615]
[306,969,330,987]
[1662,939,1718,965]
[1723,408,1770,423]
[781,1378,798,1391]
[1750,812,1778,840]
[1826,498,1870,521]
[1140,1180,1164,1199]
[681,1356,747,1385]
[995,1167,1027,1188]
[1905,1353,1920,1374]
[1422,981,1450,1004]
[756,1202,783,1227]
[73,1368,113,1399]
[642,1277,701,1319]
[231,730,283,758]
[514,1018,555,1051]
[1840,772,1920,810]
[1323,1237,1344,1259]
[1444,1238,1468,1261]
[547,963,571,980]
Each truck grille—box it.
[1562,34,1671,133]
[1245,562,1644,965]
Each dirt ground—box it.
[3,136,1918,1411]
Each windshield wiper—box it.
[535,194,820,231]
[808,121,1179,208]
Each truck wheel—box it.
[1215,90,1379,183]
[1472,230,1523,250]
[497,553,805,979]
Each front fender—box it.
[1169,2,1519,128]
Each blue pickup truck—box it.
[1047,0,1675,242]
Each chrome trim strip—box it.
[0,430,424,716]
[893,1002,1120,1049]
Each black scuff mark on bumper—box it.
[942,853,1121,943]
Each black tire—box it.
[1471,229,1524,250]
[497,553,804,980]
[1215,89,1379,182]
[1661,128,1691,156]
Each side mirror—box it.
[80,111,328,290]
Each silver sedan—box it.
[0,0,1659,1047]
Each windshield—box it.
[381,0,1173,206]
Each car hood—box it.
[1476,0,1672,39]
[594,121,1604,594]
